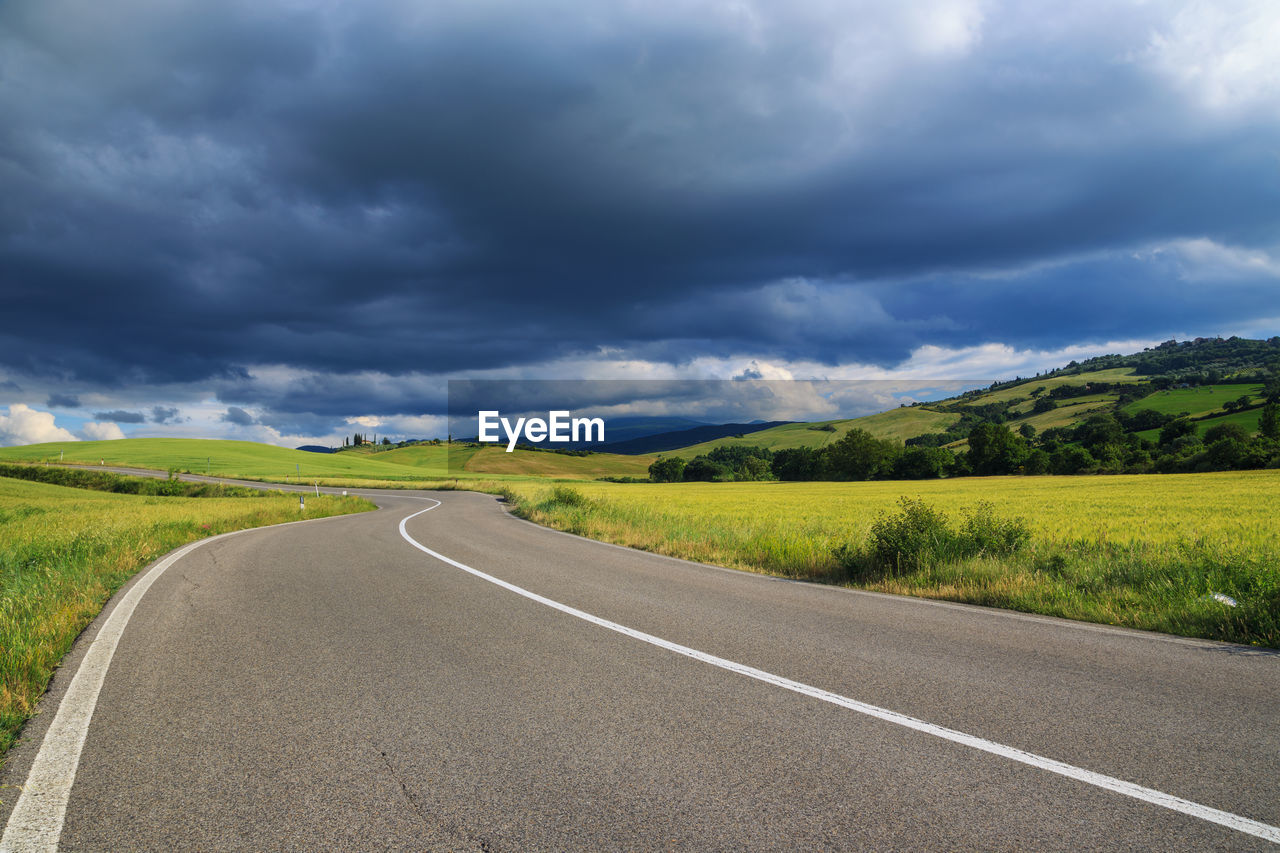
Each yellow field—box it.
[504,470,1280,646]
[509,469,1278,553]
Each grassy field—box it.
[0,439,655,483]
[1134,407,1266,443]
[1122,384,1265,418]
[669,407,960,458]
[1012,398,1118,432]
[502,471,1280,647]
[460,446,656,478]
[0,475,374,759]
[0,438,421,482]
[964,368,1143,406]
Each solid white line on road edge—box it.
[399,501,1280,845]
[0,512,365,853]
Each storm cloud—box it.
[1,0,1277,440]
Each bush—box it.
[960,501,1031,556]
[836,497,1031,578]
[866,498,954,572]
[545,485,590,508]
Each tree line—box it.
[649,401,1280,482]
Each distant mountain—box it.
[296,445,334,453]
[589,416,710,445]
[600,421,793,455]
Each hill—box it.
[600,421,792,454]
[0,438,422,481]
[661,407,960,459]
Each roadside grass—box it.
[0,476,375,761]
[500,471,1280,648]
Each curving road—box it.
[2,481,1278,850]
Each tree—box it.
[648,456,686,483]
[772,447,822,481]
[1159,418,1197,448]
[1203,422,1249,445]
[1024,448,1051,475]
[893,446,954,479]
[1260,403,1280,440]
[1050,445,1095,475]
[682,457,731,481]
[1074,414,1124,450]
[967,423,1028,475]
[824,429,900,480]
[737,456,773,481]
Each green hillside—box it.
[461,446,655,478]
[1120,384,1264,418]
[0,439,424,481]
[666,407,959,458]
[0,438,652,483]
[963,368,1144,406]
[1134,407,1266,443]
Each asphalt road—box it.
[2,479,1277,850]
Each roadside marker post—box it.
[299,495,305,512]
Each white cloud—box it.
[0,404,79,447]
[1153,238,1280,282]
[81,421,126,441]
[1143,1,1280,112]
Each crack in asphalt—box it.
[371,742,498,852]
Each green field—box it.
[668,407,960,458]
[1134,407,1266,443]
[1012,398,1118,432]
[460,446,656,478]
[1122,384,1264,419]
[0,438,421,481]
[0,439,653,483]
[964,368,1143,406]
[503,471,1280,647]
[0,475,374,757]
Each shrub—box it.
[836,497,1030,578]
[865,497,956,573]
[959,501,1031,556]
[545,485,590,508]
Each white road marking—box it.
[400,500,1280,845]
[0,513,360,853]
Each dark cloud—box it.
[221,406,256,426]
[93,410,147,423]
[46,393,79,407]
[0,0,1276,423]
[150,406,182,423]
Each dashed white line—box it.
[400,500,1280,845]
